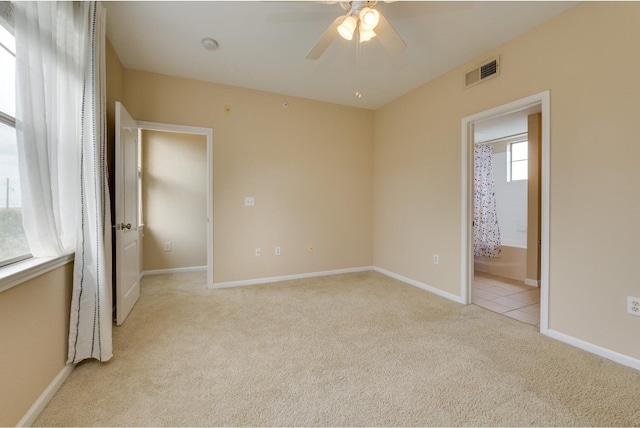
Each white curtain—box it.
[15,1,112,363]
[69,1,112,363]
[473,145,502,258]
[15,1,85,256]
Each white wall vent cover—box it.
[464,57,500,89]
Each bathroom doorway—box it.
[460,91,550,332]
[472,107,540,326]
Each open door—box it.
[115,102,141,325]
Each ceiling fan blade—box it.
[305,16,343,60]
[375,12,406,55]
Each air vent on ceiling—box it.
[464,57,500,89]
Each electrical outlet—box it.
[164,242,172,252]
[255,247,261,256]
[628,296,640,316]
[309,244,314,253]
[275,246,281,256]
[244,197,255,207]
[433,254,439,265]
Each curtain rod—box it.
[475,132,527,146]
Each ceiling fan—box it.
[305,1,406,60]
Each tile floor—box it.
[472,271,540,327]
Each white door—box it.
[115,102,141,325]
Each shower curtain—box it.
[474,145,502,257]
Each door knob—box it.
[119,223,132,230]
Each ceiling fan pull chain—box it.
[355,30,362,99]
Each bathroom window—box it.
[508,140,528,181]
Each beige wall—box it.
[374,2,640,359]
[123,71,374,283]
[0,262,74,427]
[142,130,208,271]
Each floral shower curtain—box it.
[474,145,502,257]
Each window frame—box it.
[0,9,32,269]
[507,139,529,182]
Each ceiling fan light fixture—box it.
[359,27,376,42]
[337,15,357,40]
[359,7,380,31]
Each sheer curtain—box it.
[14,1,84,256]
[474,145,502,258]
[14,1,112,363]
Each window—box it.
[0,18,30,267]
[508,140,528,181]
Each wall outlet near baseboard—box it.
[275,246,281,256]
[255,247,261,257]
[433,254,439,265]
[628,296,640,316]
[164,242,172,252]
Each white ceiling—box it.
[104,1,576,110]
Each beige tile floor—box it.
[472,271,540,327]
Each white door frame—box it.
[137,120,214,288]
[460,91,550,333]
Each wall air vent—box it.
[464,57,500,89]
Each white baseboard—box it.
[142,266,207,277]
[545,329,640,371]
[524,278,540,287]
[17,363,75,427]
[211,266,373,289]
[373,266,465,304]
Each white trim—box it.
[373,266,465,304]
[0,254,74,294]
[524,278,540,287]
[142,266,207,277]
[136,121,214,289]
[460,91,550,333]
[16,363,75,427]
[211,266,373,289]
[539,94,551,334]
[546,329,640,371]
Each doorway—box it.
[137,121,214,288]
[471,106,540,326]
[141,130,207,275]
[460,91,550,333]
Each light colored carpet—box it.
[35,271,640,426]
